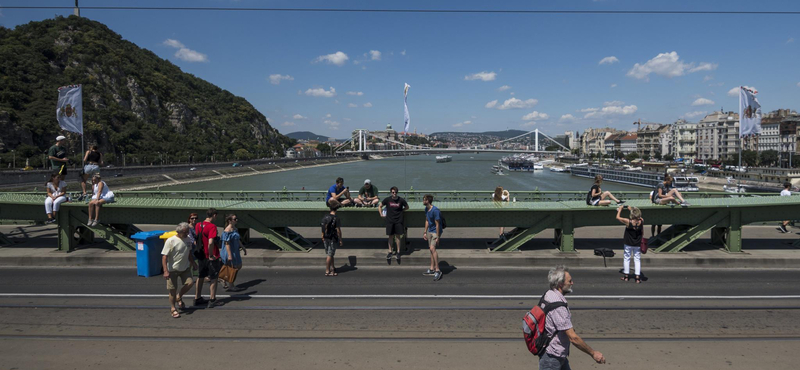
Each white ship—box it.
[435,155,452,163]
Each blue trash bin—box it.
[131,230,169,277]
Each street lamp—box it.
[11,150,15,169]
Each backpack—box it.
[428,207,447,231]
[193,223,206,260]
[523,294,568,356]
[586,189,593,205]
[322,214,338,239]
[651,184,660,204]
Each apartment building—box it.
[637,124,669,158]
[669,119,697,160]
[697,111,740,161]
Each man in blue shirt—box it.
[422,194,442,281]
[325,177,352,207]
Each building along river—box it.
[162,153,643,192]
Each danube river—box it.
[162,154,643,192]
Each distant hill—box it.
[0,16,292,166]
[429,129,529,138]
[286,131,331,141]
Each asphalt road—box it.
[1,267,799,370]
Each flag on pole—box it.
[403,83,410,135]
[56,84,83,135]
[738,86,761,137]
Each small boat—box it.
[435,155,452,163]
[672,176,699,192]
[549,167,566,173]
[533,163,544,171]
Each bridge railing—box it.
[0,190,774,204]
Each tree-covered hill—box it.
[0,16,293,167]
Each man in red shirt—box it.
[193,208,220,308]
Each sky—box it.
[1,0,799,138]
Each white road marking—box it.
[1,293,800,299]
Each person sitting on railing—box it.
[87,174,115,226]
[325,177,353,207]
[651,175,689,207]
[586,175,625,207]
[354,179,379,207]
[492,186,510,237]
[44,173,67,224]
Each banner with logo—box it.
[403,83,410,135]
[738,86,761,137]
[56,84,83,135]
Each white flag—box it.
[403,83,410,135]
[56,85,83,135]
[738,86,761,137]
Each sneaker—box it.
[779,225,789,233]
[433,271,443,281]
[207,298,217,308]
[423,269,435,276]
[386,252,393,261]
[45,218,56,224]
[617,200,626,204]
[395,253,401,263]
[680,202,690,208]
[194,297,207,306]
[90,220,98,227]
[77,194,86,201]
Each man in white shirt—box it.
[779,183,793,233]
[161,222,198,318]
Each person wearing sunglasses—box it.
[220,214,243,291]
[379,186,409,261]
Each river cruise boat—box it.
[500,154,537,171]
[549,167,567,173]
[570,166,699,191]
[435,155,452,163]
[672,176,699,192]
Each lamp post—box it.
[11,150,15,169]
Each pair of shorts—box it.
[386,222,404,236]
[427,232,439,249]
[83,164,100,176]
[323,239,337,257]
[197,258,221,279]
[54,165,67,176]
[590,198,601,206]
[166,268,193,290]
[93,194,115,203]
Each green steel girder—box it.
[653,211,730,253]
[0,231,12,247]
[491,214,559,252]
[240,214,310,252]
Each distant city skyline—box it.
[1,0,799,136]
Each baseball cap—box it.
[364,179,371,184]
[56,135,66,141]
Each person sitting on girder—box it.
[586,175,625,207]
[651,174,690,207]
[354,179,379,207]
[325,177,353,207]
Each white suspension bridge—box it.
[334,128,570,155]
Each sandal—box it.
[621,274,629,282]
[331,269,338,276]
[325,271,332,276]
[635,275,642,284]
[176,298,186,310]
[171,309,180,318]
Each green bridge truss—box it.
[0,190,797,254]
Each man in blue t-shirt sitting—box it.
[325,177,353,207]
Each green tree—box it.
[316,143,332,156]
[664,154,675,162]
[653,152,662,161]
[760,150,779,167]
[741,150,758,167]
[625,152,640,162]
[234,148,251,160]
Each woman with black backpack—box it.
[616,205,644,283]
[586,175,625,206]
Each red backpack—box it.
[523,294,568,356]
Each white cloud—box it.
[604,100,624,107]
[583,104,638,119]
[494,97,538,110]
[292,114,307,120]
[683,111,707,119]
[497,85,511,92]
[688,62,718,73]
[281,121,295,127]
[610,83,617,88]
[727,86,757,97]
[627,52,716,81]
[343,118,352,121]
[401,50,406,56]
[163,39,184,48]
[598,56,619,65]
[692,98,715,106]
[485,100,498,109]
[323,120,340,129]
[347,103,358,108]
[522,111,549,121]
[510,92,515,95]
[163,39,208,62]
[464,71,497,81]
[452,120,473,128]
[174,48,208,63]
[560,114,577,122]
[314,51,349,66]
[363,102,372,108]
[703,75,714,82]
[346,91,364,96]
[324,113,332,118]
[788,37,795,44]
[304,87,336,98]
[269,74,294,85]
[367,50,381,61]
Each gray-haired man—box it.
[162,222,198,318]
[539,265,605,370]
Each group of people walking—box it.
[324,177,443,281]
[44,135,114,225]
[160,208,245,318]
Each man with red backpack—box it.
[524,265,605,369]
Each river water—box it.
[163,154,643,192]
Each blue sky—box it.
[2,0,799,137]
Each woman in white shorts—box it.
[87,174,115,226]
[616,205,644,283]
[44,173,68,224]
